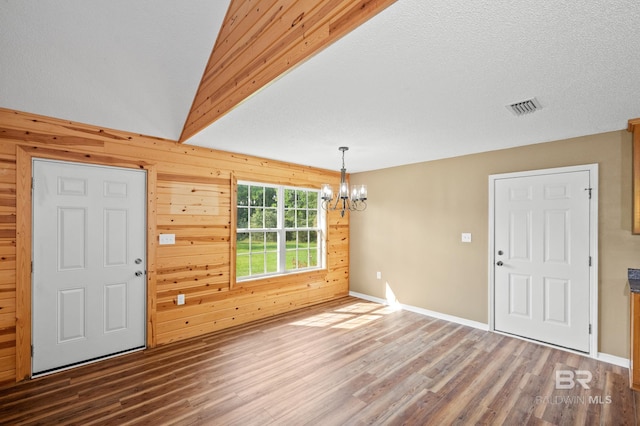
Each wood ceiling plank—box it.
[180,0,397,142]
[189,0,325,122]
[192,0,298,111]
[200,0,282,87]
[181,0,378,139]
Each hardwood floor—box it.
[0,296,638,425]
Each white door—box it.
[494,169,592,353]
[32,159,146,375]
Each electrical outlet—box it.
[159,233,176,245]
[177,294,185,305]
[461,233,472,243]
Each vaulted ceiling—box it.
[2,0,640,172]
[180,0,397,142]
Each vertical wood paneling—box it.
[146,166,158,348]
[0,164,16,319]
[0,108,348,383]
[14,147,30,382]
[230,173,237,289]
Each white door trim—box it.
[488,164,599,358]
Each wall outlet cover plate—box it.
[159,233,176,245]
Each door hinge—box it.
[589,256,592,267]
[31,345,33,357]
[585,187,592,199]
[589,324,592,334]
[31,261,33,273]
[31,177,34,191]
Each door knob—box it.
[496,261,504,266]
[497,250,504,256]
[135,271,143,277]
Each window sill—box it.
[233,268,327,289]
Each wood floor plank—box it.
[601,371,636,425]
[0,296,637,425]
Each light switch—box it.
[376,271,382,279]
[177,294,185,305]
[461,233,472,243]
[159,234,176,245]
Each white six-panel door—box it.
[494,169,592,353]
[32,159,146,375]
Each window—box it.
[236,181,325,280]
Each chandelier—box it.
[321,147,367,217]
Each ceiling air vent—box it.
[507,97,541,116]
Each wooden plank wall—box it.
[0,108,349,383]
[0,138,16,385]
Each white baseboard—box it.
[348,291,387,305]
[348,291,630,368]
[349,291,489,331]
[597,352,629,368]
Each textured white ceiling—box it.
[0,0,230,139]
[186,0,640,172]
[2,0,640,173]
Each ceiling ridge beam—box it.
[191,0,302,113]
[198,0,284,93]
[180,0,397,143]
[184,0,351,138]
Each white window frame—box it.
[236,181,326,281]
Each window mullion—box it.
[248,231,253,276]
[319,194,326,270]
[278,186,286,273]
